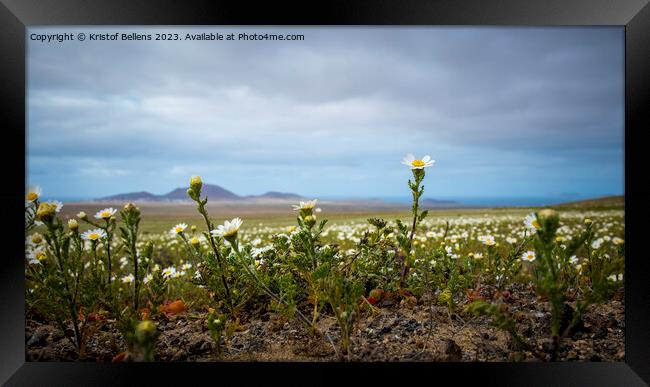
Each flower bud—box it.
[135,320,156,341]
[189,175,202,198]
[584,218,592,225]
[438,288,452,304]
[36,202,57,223]
[123,202,140,216]
[77,211,87,220]
[31,232,43,244]
[340,311,348,320]
[191,225,197,232]
[68,219,79,231]
[190,236,200,246]
[304,215,316,226]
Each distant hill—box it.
[161,184,239,200]
[99,191,159,201]
[246,191,304,200]
[96,184,301,202]
[551,195,624,209]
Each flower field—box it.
[24,156,625,362]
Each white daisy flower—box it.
[94,208,117,220]
[292,200,318,211]
[169,223,188,235]
[27,232,44,246]
[28,247,47,262]
[81,228,106,241]
[506,237,517,244]
[143,273,153,284]
[608,273,623,282]
[181,263,192,271]
[121,274,135,284]
[211,217,243,238]
[478,235,496,246]
[612,237,624,245]
[26,186,42,202]
[523,213,540,234]
[401,154,435,169]
[521,250,536,262]
[162,266,176,279]
[252,245,273,258]
[43,200,63,213]
[569,255,579,265]
[591,238,604,249]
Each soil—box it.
[25,284,625,362]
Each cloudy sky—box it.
[27,27,624,201]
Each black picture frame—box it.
[2,1,649,385]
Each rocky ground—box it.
[25,284,625,362]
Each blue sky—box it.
[27,27,624,200]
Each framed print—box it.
[1,0,649,385]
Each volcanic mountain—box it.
[98,184,300,202]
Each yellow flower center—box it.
[27,192,39,201]
[175,227,184,233]
[101,211,111,218]
[532,219,540,229]
[36,251,46,261]
[89,233,100,240]
[411,159,425,167]
[223,229,238,237]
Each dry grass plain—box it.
[58,199,541,234]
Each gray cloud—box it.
[27,27,624,198]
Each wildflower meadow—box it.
[24,155,625,362]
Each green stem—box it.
[104,220,112,286]
[231,241,313,330]
[400,170,424,287]
[47,224,82,350]
[132,228,139,313]
[196,201,233,312]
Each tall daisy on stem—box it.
[77,207,117,286]
[398,153,435,287]
[118,202,153,314]
[186,175,234,313]
[25,185,43,231]
[221,217,314,330]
